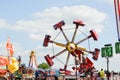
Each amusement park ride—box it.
[28,51,38,69]
[43,20,100,75]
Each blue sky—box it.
[0,0,120,72]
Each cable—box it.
[55,57,65,65]
[53,31,61,40]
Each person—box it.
[99,69,106,80]
[14,69,22,80]
[35,69,40,80]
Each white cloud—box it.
[33,5,107,24]
[0,5,109,70]
[96,0,113,4]
[29,33,42,41]
[104,0,114,4]
[0,19,8,28]
[10,5,107,35]
[0,2,110,31]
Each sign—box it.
[115,42,120,53]
[101,46,113,57]
[114,0,120,41]
[101,47,107,57]
[0,56,8,66]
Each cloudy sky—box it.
[0,0,119,72]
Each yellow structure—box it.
[28,51,38,69]
[8,57,19,73]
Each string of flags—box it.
[6,37,14,57]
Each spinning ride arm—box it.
[76,29,98,45]
[43,35,66,48]
[64,53,70,70]
[53,20,69,42]
[72,20,85,42]
[44,49,67,66]
[50,41,66,47]
[77,47,100,60]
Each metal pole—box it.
[104,44,112,80]
[107,57,109,80]
[75,56,77,80]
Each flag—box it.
[6,37,14,56]
[114,0,120,41]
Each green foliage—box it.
[38,62,50,70]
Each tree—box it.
[38,62,50,70]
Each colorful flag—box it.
[6,37,14,56]
[114,0,120,41]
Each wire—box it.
[78,29,91,56]
[51,43,65,65]
[53,31,61,40]
[55,57,65,65]
[78,29,88,36]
